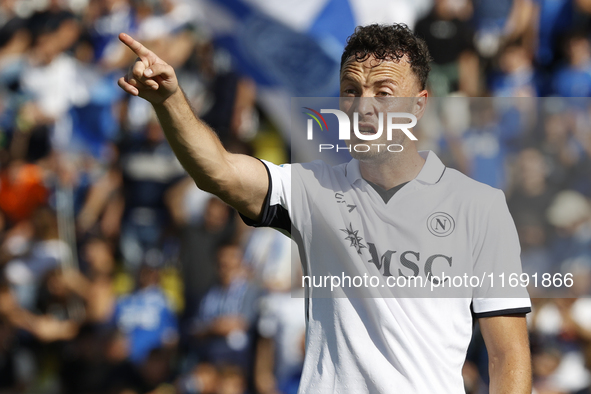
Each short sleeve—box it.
[471,189,532,318]
[239,160,292,233]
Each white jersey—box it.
[241,150,531,393]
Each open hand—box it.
[117,33,179,104]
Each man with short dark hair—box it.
[118,23,531,393]
[193,243,259,371]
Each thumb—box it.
[144,63,175,79]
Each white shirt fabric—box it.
[241,150,531,393]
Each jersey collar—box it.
[345,150,446,186]
[415,150,446,184]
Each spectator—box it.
[255,292,305,394]
[242,228,305,394]
[546,190,591,277]
[455,100,521,189]
[217,365,247,394]
[534,0,578,68]
[176,362,218,394]
[243,227,294,292]
[490,44,539,97]
[530,297,591,393]
[0,159,48,224]
[59,327,134,394]
[0,276,79,343]
[552,33,591,97]
[117,117,185,271]
[180,196,236,312]
[508,147,555,222]
[414,0,480,96]
[192,243,259,371]
[508,147,555,279]
[19,10,83,150]
[112,256,179,365]
[85,0,135,66]
[68,33,122,161]
[472,0,536,58]
[4,207,71,310]
[60,237,117,323]
[539,109,586,191]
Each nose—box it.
[339,88,381,118]
[356,95,376,117]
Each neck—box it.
[359,144,425,190]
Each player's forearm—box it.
[118,33,269,220]
[152,89,233,195]
[488,352,532,394]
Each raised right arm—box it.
[117,33,269,221]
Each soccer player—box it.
[118,24,532,393]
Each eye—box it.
[377,91,392,97]
[342,88,357,96]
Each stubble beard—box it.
[347,132,409,163]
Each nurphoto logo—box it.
[302,108,418,153]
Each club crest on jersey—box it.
[340,223,366,254]
[427,212,455,237]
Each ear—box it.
[413,90,428,120]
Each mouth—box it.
[355,123,377,135]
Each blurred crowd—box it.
[0,0,590,393]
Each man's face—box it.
[339,55,426,161]
[217,245,243,286]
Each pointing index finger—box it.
[119,33,151,59]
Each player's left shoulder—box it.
[439,167,506,207]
